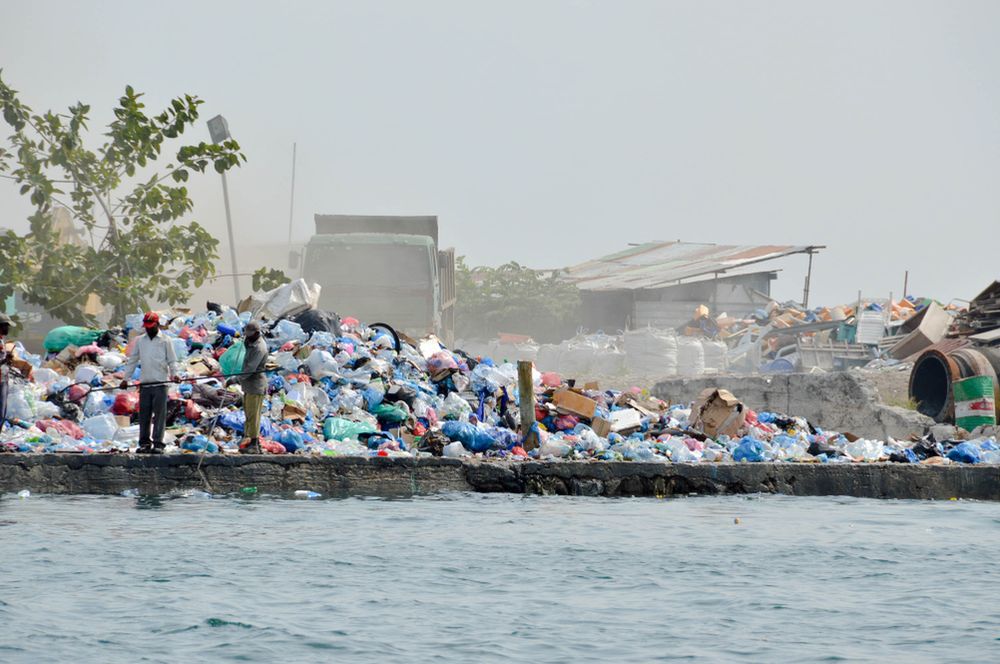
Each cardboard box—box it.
[591,417,612,438]
[690,388,746,437]
[552,389,598,419]
[609,408,643,433]
[282,402,307,422]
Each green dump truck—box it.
[299,215,456,344]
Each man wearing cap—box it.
[120,312,178,454]
[239,321,268,454]
[0,313,11,434]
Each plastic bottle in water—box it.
[17,489,30,499]
[121,488,140,498]
[294,490,321,499]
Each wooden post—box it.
[802,249,815,308]
[518,360,538,451]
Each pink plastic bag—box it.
[540,372,562,388]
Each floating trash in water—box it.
[17,489,30,499]
[240,486,258,495]
[121,488,140,497]
[293,490,321,500]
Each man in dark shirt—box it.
[239,321,269,454]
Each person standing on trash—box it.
[239,321,269,454]
[120,312,178,454]
[0,313,12,434]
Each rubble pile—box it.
[1,283,996,463]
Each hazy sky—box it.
[1,0,998,307]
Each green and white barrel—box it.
[953,376,996,432]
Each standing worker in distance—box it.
[0,313,12,435]
[120,312,178,454]
[239,321,268,454]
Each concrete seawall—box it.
[1,455,997,501]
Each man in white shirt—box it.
[120,312,178,454]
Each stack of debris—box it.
[1,280,996,464]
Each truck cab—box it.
[300,215,455,343]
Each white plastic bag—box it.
[82,414,119,441]
[257,279,321,319]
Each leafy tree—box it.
[251,266,290,293]
[0,71,246,325]
[455,257,581,343]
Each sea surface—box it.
[0,492,997,663]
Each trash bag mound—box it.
[1,294,996,464]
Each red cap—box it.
[142,311,160,329]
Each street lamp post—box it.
[207,114,240,304]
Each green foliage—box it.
[455,257,580,343]
[0,71,246,324]
[251,266,290,293]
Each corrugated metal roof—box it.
[562,241,819,291]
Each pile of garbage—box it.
[458,294,966,379]
[1,281,996,463]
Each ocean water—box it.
[0,492,997,663]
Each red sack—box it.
[260,439,286,454]
[185,399,203,420]
[285,373,312,385]
[111,391,140,415]
[67,384,89,403]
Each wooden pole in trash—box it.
[518,360,538,451]
[903,270,909,300]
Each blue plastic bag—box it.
[442,421,497,453]
[947,442,982,464]
[734,437,766,462]
[218,410,246,434]
[275,429,304,453]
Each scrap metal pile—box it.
[1,282,997,464]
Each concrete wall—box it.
[1,455,997,501]
[652,372,932,441]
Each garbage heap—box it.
[458,294,965,379]
[1,289,997,464]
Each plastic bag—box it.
[946,442,981,464]
[84,391,112,417]
[111,392,140,416]
[624,328,678,376]
[97,352,126,371]
[220,342,246,377]
[74,365,103,384]
[273,319,308,345]
[82,414,119,441]
[257,279,321,319]
[274,429,304,453]
[305,349,340,378]
[372,402,408,424]
[323,417,377,441]
[442,441,471,458]
[43,326,102,352]
[441,392,472,419]
[442,421,497,452]
[733,437,765,462]
[218,410,246,433]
